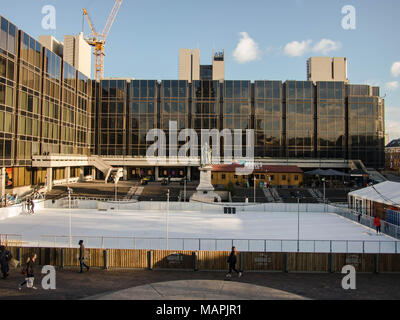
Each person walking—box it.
[0,245,12,279]
[19,253,37,290]
[30,199,35,215]
[374,216,381,235]
[226,246,242,278]
[79,240,90,273]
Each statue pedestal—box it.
[190,165,221,204]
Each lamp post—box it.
[297,192,301,252]
[166,189,170,250]
[184,175,187,203]
[67,187,73,248]
[254,175,256,203]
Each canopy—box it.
[305,168,348,176]
[304,169,328,176]
[348,181,400,207]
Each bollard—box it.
[60,248,64,270]
[283,253,288,273]
[103,250,108,270]
[148,250,153,270]
[193,252,198,271]
[329,253,334,273]
[375,254,379,274]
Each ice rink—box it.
[1,206,398,253]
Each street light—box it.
[184,176,187,203]
[67,187,73,248]
[166,189,170,250]
[254,175,256,203]
[296,191,301,252]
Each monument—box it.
[190,143,221,203]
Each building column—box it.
[0,168,6,207]
[65,166,71,183]
[123,167,128,181]
[187,166,191,181]
[155,167,159,181]
[91,167,96,181]
[46,168,53,192]
[79,166,84,182]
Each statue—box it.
[201,142,212,167]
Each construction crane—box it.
[83,0,123,81]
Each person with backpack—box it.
[19,253,37,290]
[226,246,242,278]
[374,216,381,234]
[79,240,90,273]
[0,245,12,279]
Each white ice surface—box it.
[0,208,397,253]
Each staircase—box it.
[89,156,123,183]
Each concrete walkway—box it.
[88,279,307,300]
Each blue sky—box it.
[2,0,400,140]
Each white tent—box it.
[348,181,400,207]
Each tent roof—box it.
[348,181,400,207]
[305,168,348,176]
[304,168,328,176]
[324,169,349,176]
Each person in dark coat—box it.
[19,253,37,290]
[0,245,12,279]
[79,240,90,273]
[226,246,242,278]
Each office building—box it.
[0,14,386,196]
[307,57,348,83]
[179,49,225,82]
[63,33,92,79]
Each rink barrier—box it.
[6,246,400,273]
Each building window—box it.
[282,175,286,181]
[222,174,226,180]
[294,175,299,181]
[261,175,265,179]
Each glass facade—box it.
[0,13,387,190]
[0,16,93,187]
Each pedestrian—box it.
[374,216,381,234]
[357,213,362,223]
[226,246,242,278]
[25,198,30,214]
[19,253,37,290]
[79,240,90,273]
[0,245,12,279]
[30,199,35,215]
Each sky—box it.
[2,0,400,141]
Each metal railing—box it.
[328,204,400,240]
[0,234,395,253]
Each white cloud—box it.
[391,62,400,77]
[385,81,399,90]
[283,39,341,57]
[233,32,261,63]
[283,40,312,57]
[312,39,341,55]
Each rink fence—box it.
[5,246,400,273]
